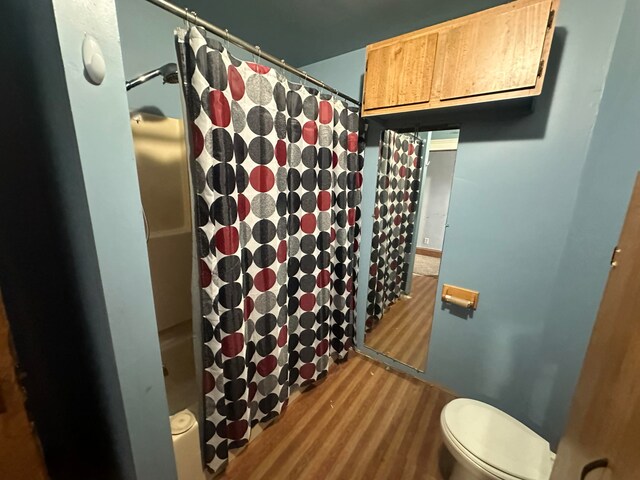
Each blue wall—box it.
[50,0,177,477]
[537,0,640,443]
[303,0,630,446]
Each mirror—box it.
[365,128,459,371]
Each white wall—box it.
[416,150,457,250]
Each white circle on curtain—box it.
[288,236,300,256]
[317,288,330,307]
[231,100,246,132]
[246,319,256,339]
[246,74,273,105]
[239,221,252,248]
[276,166,288,192]
[316,355,329,372]
[251,193,276,219]
[287,144,301,167]
[318,125,333,147]
[216,369,225,392]
[258,375,278,395]
[339,151,348,170]
[288,314,299,333]
[277,262,288,286]
[205,396,216,417]
[249,401,258,419]
[317,211,331,231]
[255,291,277,314]
[278,346,288,366]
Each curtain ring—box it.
[256,46,262,66]
[224,29,230,50]
[279,59,287,81]
[192,10,198,26]
[184,7,190,28]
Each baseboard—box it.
[415,247,442,258]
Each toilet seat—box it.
[441,399,554,480]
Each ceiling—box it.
[180,0,507,66]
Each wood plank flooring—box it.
[365,275,439,370]
[220,352,455,480]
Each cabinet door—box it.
[364,32,438,110]
[439,0,553,100]
[551,175,640,479]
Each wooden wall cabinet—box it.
[362,0,559,117]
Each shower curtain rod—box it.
[143,0,361,106]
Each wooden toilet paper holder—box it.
[441,284,479,310]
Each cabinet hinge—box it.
[537,59,545,77]
[547,10,555,29]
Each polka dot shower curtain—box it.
[176,27,364,472]
[366,131,423,332]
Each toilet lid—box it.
[443,399,551,480]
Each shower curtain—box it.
[176,27,364,472]
[366,130,423,331]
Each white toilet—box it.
[440,399,556,480]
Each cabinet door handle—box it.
[581,458,608,480]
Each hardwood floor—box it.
[220,352,455,480]
[365,275,439,370]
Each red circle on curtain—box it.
[247,62,271,74]
[354,238,359,252]
[257,355,277,376]
[238,193,250,221]
[250,165,275,192]
[221,332,244,357]
[300,293,316,311]
[348,208,356,226]
[316,339,329,356]
[394,215,401,226]
[203,371,215,393]
[192,122,204,158]
[226,420,249,440]
[300,363,316,379]
[319,101,333,124]
[208,90,231,127]
[215,226,239,254]
[316,270,331,288]
[399,165,406,177]
[254,269,276,292]
[248,382,257,401]
[317,191,331,211]
[408,143,415,155]
[347,132,358,152]
[354,172,363,188]
[278,325,288,347]
[277,240,287,262]
[330,228,336,241]
[199,259,211,287]
[228,65,245,100]
[332,152,339,168]
[301,213,316,233]
[275,139,287,166]
[302,121,318,144]
[244,297,254,320]
[369,263,377,276]
[347,278,354,293]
